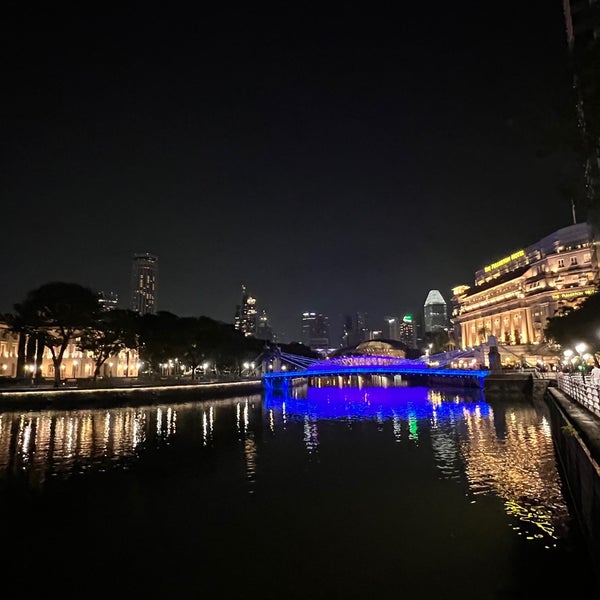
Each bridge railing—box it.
[556,373,600,419]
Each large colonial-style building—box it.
[0,322,139,382]
[451,223,598,352]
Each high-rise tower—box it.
[130,253,158,315]
[399,314,418,349]
[98,291,118,311]
[255,309,273,341]
[423,290,448,334]
[234,285,258,337]
[301,312,330,351]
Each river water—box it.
[0,382,598,598]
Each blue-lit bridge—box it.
[260,349,489,389]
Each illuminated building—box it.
[0,319,139,381]
[424,290,448,333]
[341,312,368,347]
[98,291,118,311]
[130,253,158,315]
[255,309,273,341]
[38,341,139,380]
[234,285,257,337]
[451,223,598,350]
[384,316,400,341]
[399,314,418,349]
[0,322,19,378]
[301,312,330,351]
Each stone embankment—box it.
[0,378,263,410]
[544,385,600,584]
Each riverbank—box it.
[0,378,263,410]
[544,386,600,585]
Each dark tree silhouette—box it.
[544,288,600,357]
[79,309,140,381]
[7,282,101,387]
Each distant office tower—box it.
[130,253,158,315]
[301,312,330,350]
[384,316,400,341]
[424,290,448,333]
[398,314,418,349]
[341,314,353,347]
[255,309,273,341]
[98,291,118,311]
[234,285,258,337]
[341,312,369,347]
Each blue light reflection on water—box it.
[264,384,491,422]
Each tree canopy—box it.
[544,289,600,359]
[8,282,101,386]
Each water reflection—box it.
[0,386,574,550]
[0,396,260,488]
[264,384,571,548]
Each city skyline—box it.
[3,3,580,339]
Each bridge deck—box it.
[263,365,489,388]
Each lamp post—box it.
[563,349,573,372]
[575,342,587,377]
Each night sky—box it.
[2,2,579,342]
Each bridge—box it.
[259,348,490,389]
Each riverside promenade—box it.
[0,377,263,410]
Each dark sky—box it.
[2,2,579,342]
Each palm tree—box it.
[477,325,491,343]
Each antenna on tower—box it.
[572,198,577,224]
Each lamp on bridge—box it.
[575,342,588,374]
[563,349,574,372]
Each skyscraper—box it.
[398,314,418,349]
[255,309,273,341]
[423,290,448,334]
[130,253,158,315]
[98,291,118,311]
[234,285,258,337]
[384,316,400,341]
[341,312,369,347]
[301,312,330,351]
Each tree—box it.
[79,309,139,381]
[477,325,491,343]
[8,282,101,387]
[174,316,221,379]
[136,311,181,376]
[545,289,600,354]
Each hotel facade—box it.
[451,223,598,354]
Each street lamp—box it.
[575,342,587,374]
